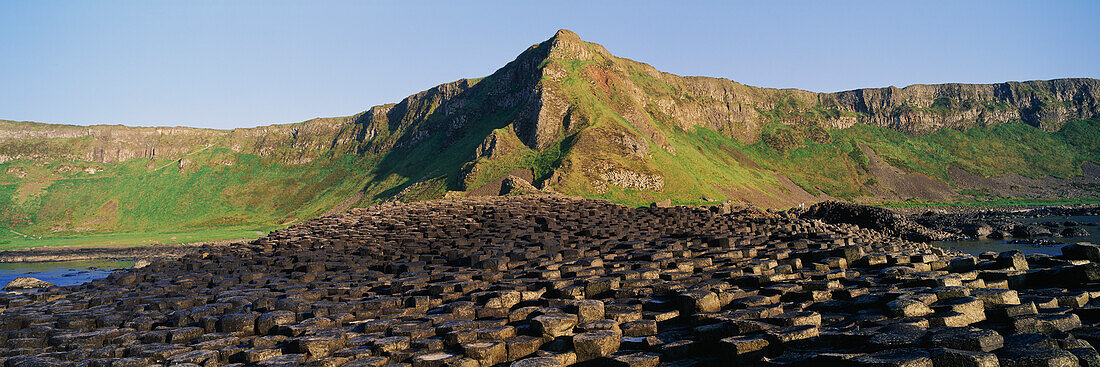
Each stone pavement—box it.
[3,196,1100,366]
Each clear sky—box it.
[1,1,1097,129]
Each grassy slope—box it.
[732,117,1100,202]
[0,141,380,249]
[463,47,788,207]
[458,39,1100,208]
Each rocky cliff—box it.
[824,79,1100,133]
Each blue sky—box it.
[1,1,1097,129]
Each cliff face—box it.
[1,29,1098,239]
[822,79,1100,133]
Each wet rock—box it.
[1064,243,1100,262]
[801,201,955,242]
[1013,224,1053,238]
[1064,228,1091,237]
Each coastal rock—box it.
[3,276,55,290]
[1064,227,1091,237]
[1013,224,1052,238]
[1062,243,1100,262]
[801,201,956,241]
[0,197,1094,366]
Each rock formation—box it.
[1,197,1099,365]
[2,276,54,290]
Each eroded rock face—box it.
[593,163,665,193]
[2,196,1100,366]
[822,79,1100,133]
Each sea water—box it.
[934,215,1100,256]
[0,260,134,288]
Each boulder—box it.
[963,223,994,238]
[3,276,55,290]
[1063,243,1100,262]
[1012,224,1052,238]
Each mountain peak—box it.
[542,29,606,62]
[552,29,581,42]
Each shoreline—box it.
[0,239,245,263]
[885,203,1100,215]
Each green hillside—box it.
[1,29,1098,249]
[0,144,379,249]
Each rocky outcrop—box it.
[2,276,54,290]
[499,175,539,196]
[801,201,959,242]
[823,79,1100,133]
[592,162,665,193]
